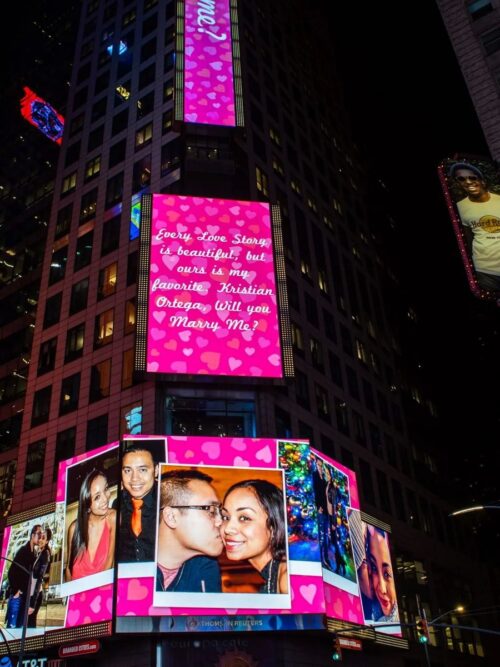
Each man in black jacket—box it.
[117,445,159,562]
[6,524,42,628]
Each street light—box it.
[0,555,33,667]
[449,503,500,516]
[429,605,465,625]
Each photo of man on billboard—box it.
[154,464,290,609]
[116,438,166,564]
[444,158,500,293]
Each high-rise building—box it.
[437,0,500,160]
[1,1,496,664]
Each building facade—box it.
[0,0,496,664]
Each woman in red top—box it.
[65,469,116,581]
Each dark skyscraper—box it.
[0,1,497,664]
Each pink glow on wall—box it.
[184,0,236,126]
[146,194,283,377]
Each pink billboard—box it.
[115,436,325,633]
[177,0,243,126]
[137,194,292,379]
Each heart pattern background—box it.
[146,195,284,378]
[184,0,236,126]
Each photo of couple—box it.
[154,464,290,607]
[62,447,120,592]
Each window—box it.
[69,113,84,137]
[43,292,62,328]
[85,155,101,181]
[139,63,156,89]
[38,337,57,375]
[74,231,93,271]
[165,397,255,438]
[467,0,493,20]
[55,204,73,239]
[61,171,77,195]
[133,155,152,191]
[32,386,52,426]
[127,251,138,285]
[124,298,136,334]
[391,479,406,521]
[59,373,81,414]
[334,398,349,435]
[94,70,110,95]
[359,459,375,505]
[346,366,360,399]
[86,414,108,451]
[69,278,89,315]
[24,440,46,491]
[95,309,114,347]
[329,352,343,388]
[105,172,124,208]
[65,323,85,362]
[101,214,121,254]
[162,109,174,134]
[98,262,118,300]
[137,91,154,119]
[88,124,104,151]
[54,428,76,480]
[305,294,318,327]
[377,470,392,513]
[122,348,135,388]
[48,245,68,285]
[0,460,16,516]
[363,379,375,412]
[310,337,324,371]
[80,188,97,224]
[73,85,88,110]
[112,109,129,135]
[295,369,310,409]
[355,338,368,364]
[91,97,107,122]
[315,384,330,422]
[65,141,81,167]
[142,13,158,37]
[352,410,366,445]
[109,139,126,167]
[141,36,157,61]
[136,122,153,148]
[275,406,292,438]
[291,322,304,354]
[369,422,383,457]
[89,359,111,402]
[161,138,181,174]
[256,166,269,196]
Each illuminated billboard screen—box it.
[20,86,64,144]
[136,194,293,379]
[439,156,500,299]
[115,436,325,633]
[175,0,244,127]
[0,507,65,638]
[311,450,401,635]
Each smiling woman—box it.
[221,479,288,594]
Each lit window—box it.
[272,156,284,177]
[135,122,153,148]
[318,270,329,294]
[256,166,269,196]
[333,198,343,215]
[269,127,281,146]
[95,308,114,347]
[85,155,101,181]
[124,298,136,334]
[355,338,367,364]
[61,171,77,194]
[290,179,302,195]
[291,322,304,352]
[98,262,118,300]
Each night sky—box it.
[330,2,499,505]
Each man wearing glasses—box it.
[5,524,42,628]
[156,469,223,593]
[450,161,500,291]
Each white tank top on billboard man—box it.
[450,161,500,291]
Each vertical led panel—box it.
[175,0,244,126]
[136,194,292,379]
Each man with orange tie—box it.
[118,444,159,562]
